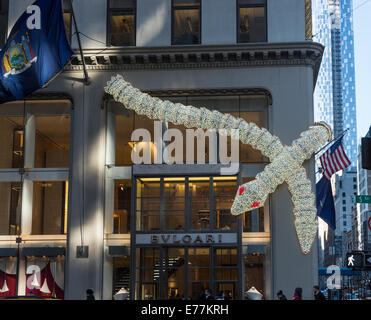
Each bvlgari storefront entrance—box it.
[130,176,243,300]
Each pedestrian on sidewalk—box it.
[277,290,287,300]
[313,286,326,300]
[293,287,303,300]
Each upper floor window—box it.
[112,94,268,166]
[305,0,312,40]
[172,0,201,45]
[237,0,267,43]
[136,176,238,232]
[0,0,9,48]
[108,0,136,47]
[0,100,71,236]
[62,0,72,43]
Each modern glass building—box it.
[313,0,357,169]
[313,0,358,267]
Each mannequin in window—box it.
[240,15,250,41]
[175,16,199,45]
[122,18,131,33]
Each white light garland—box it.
[105,75,332,255]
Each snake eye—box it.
[238,186,245,196]
[251,202,260,208]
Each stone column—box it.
[63,78,106,300]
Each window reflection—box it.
[113,256,130,298]
[135,247,239,300]
[189,178,210,230]
[238,1,267,43]
[108,0,136,46]
[32,181,68,235]
[0,116,24,169]
[135,177,239,232]
[0,182,22,235]
[214,179,238,230]
[136,178,161,231]
[164,178,185,230]
[172,1,200,45]
[244,253,265,299]
[34,115,70,168]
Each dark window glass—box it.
[108,0,136,46]
[0,182,22,235]
[62,0,72,43]
[113,256,130,298]
[172,0,201,45]
[136,178,161,231]
[0,116,24,169]
[189,178,210,230]
[164,178,185,230]
[135,247,239,300]
[238,0,267,43]
[244,253,265,298]
[0,0,9,47]
[135,177,239,232]
[213,178,238,230]
[114,179,131,234]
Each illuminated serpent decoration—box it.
[104,75,332,254]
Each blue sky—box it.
[353,0,371,140]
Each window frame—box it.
[107,0,137,47]
[171,0,202,46]
[135,176,239,233]
[0,100,72,236]
[236,0,268,44]
[0,0,9,48]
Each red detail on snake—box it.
[238,186,245,196]
[251,202,260,208]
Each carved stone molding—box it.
[65,42,324,81]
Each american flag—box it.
[320,136,351,181]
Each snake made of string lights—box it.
[104,75,332,255]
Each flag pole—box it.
[315,128,349,156]
[69,0,90,85]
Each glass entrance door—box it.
[163,247,186,299]
[135,246,238,300]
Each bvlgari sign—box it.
[136,233,237,245]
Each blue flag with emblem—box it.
[316,176,336,230]
[0,0,73,104]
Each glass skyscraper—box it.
[313,1,359,267]
[313,0,358,169]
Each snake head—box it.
[231,180,266,215]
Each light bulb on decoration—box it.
[104,75,332,255]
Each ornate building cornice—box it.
[65,42,324,83]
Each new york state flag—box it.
[0,0,73,104]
